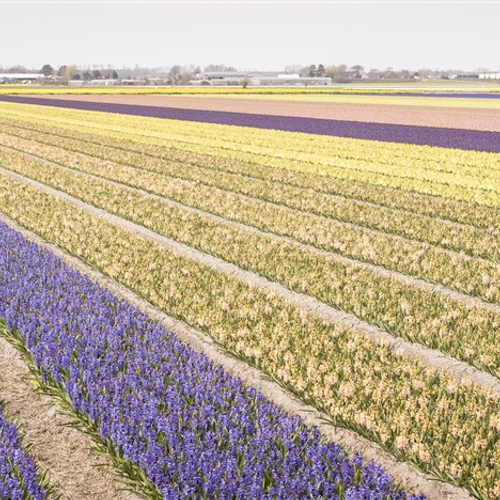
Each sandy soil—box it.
[0,333,140,499]
[18,94,500,132]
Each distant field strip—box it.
[179,93,500,108]
[2,123,500,256]
[1,103,500,207]
[3,114,500,231]
[3,169,500,498]
[2,87,500,107]
[20,94,500,132]
[1,95,500,152]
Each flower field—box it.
[0,403,49,499]
[0,221,418,499]
[0,97,499,498]
[1,95,500,152]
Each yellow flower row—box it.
[1,102,499,207]
[1,131,499,310]
[4,86,492,96]
[0,125,500,260]
[2,101,499,179]
[1,171,500,497]
[0,87,358,96]
[2,122,500,261]
[5,114,500,233]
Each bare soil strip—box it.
[17,94,500,132]
[0,332,140,499]
[0,212,471,500]
[9,144,500,317]
[3,96,500,154]
[2,166,500,401]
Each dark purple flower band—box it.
[1,95,499,153]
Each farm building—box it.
[0,73,43,83]
[191,71,332,86]
[478,71,500,80]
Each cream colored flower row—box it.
[3,123,500,263]
[1,171,500,498]
[3,147,500,379]
[5,114,500,234]
[1,134,500,310]
[1,103,500,207]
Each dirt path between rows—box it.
[17,94,500,132]
[0,333,141,499]
[0,211,471,500]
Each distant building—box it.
[0,73,43,83]
[191,71,331,86]
[90,79,118,86]
[68,79,118,87]
[191,71,248,85]
[451,72,479,80]
[478,72,500,80]
[121,79,148,86]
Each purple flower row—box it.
[0,221,423,499]
[0,403,46,500]
[1,95,500,153]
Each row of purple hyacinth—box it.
[0,221,424,499]
[0,403,47,499]
[0,95,499,153]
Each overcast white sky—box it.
[1,2,499,71]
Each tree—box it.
[8,65,26,73]
[399,69,411,80]
[92,69,101,79]
[317,64,325,76]
[367,68,381,80]
[325,64,349,82]
[204,64,237,72]
[350,65,364,78]
[59,65,79,85]
[41,64,54,77]
[112,70,119,80]
[382,67,398,80]
[241,75,251,89]
[308,64,317,77]
[285,64,304,74]
[168,65,182,85]
[179,71,194,85]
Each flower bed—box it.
[0,403,48,500]
[0,221,421,499]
